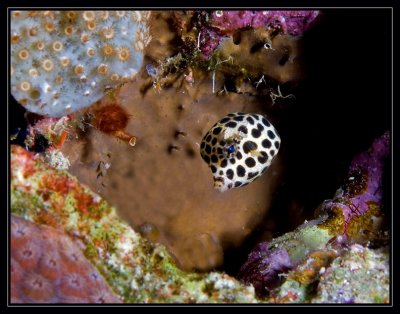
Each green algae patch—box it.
[266,222,333,265]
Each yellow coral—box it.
[319,206,345,235]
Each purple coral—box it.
[210,10,320,36]
[197,10,320,57]
[347,131,390,204]
[321,131,390,238]
[238,243,293,296]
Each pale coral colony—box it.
[10,10,151,117]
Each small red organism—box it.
[41,174,71,195]
[24,114,75,151]
[52,130,68,149]
[91,104,137,146]
[72,186,93,216]
[348,203,362,217]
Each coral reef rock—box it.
[10,145,258,303]
[317,131,390,244]
[169,11,317,86]
[238,242,293,295]
[10,10,151,117]
[312,245,389,303]
[200,112,280,191]
[172,10,319,60]
[11,215,121,303]
[205,10,320,82]
[238,132,390,302]
[209,11,320,38]
[169,10,318,91]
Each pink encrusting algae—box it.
[11,215,121,303]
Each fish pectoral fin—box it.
[250,150,262,157]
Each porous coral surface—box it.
[214,30,304,84]
[10,10,151,117]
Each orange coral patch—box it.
[92,104,129,133]
[41,174,71,195]
[72,187,93,216]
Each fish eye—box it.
[225,144,236,154]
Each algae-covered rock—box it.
[10,144,257,303]
[238,132,390,302]
[267,245,390,303]
[312,245,389,303]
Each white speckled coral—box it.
[10,10,151,117]
[200,112,280,191]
